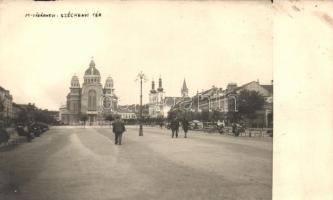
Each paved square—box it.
[0,126,272,200]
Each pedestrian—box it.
[159,121,163,129]
[232,122,236,133]
[112,115,126,145]
[170,118,179,138]
[182,119,189,138]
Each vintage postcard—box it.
[0,0,332,200]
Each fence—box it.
[200,126,273,137]
[238,128,273,137]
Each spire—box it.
[159,77,162,88]
[157,76,163,92]
[89,57,95,67]
[181,78,189,97]
[150,79,156,93]
[182,79,188,91]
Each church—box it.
[148,77,190,118]
[60,59,118,125]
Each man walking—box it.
[182,119,189,138]
[112,115,126,145]
[170,118,179,138]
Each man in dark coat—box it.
[182,119,189,138]
[112,115,126,145]
[170,118,179,138]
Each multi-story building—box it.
[233,80,273,127]
[117,105,137,120]
[172,80,273,127]
[61,58,118,125]
[0,86,13,121]
[59,104,67,122]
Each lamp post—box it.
[136,71,147,136]
[197,90,200,112]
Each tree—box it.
[0,97,4,125]
[167,111,177,120]
[80,114,88,127]
[212,110,222,122]
[0,97,4,113]
[201,110,210,122]
[237,90,265,126]
[193,111,202,121]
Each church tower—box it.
[104,76,114,95]
[148,77,165,118]
[103,76,118,112]
[81,58,104,123]
[63,57,119,125]
[149,79,157,103]
[149,79,158,117]
[157,77,163,92]
[67,75,81,118]
[181,79,189,98]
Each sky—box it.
[0,1,272,110]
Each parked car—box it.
[28,122,49,137]
[189,120,203,130]
[16,125,34,142]
[36,122,49,132]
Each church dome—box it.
[104,76,114,88]
[84,59,100,76]
[71,75,80,88]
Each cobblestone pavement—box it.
[0,126,272,200]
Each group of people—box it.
[111,116,191,146]
[169,118,189,138]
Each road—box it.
[0,126,272,200]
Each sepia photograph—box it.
[4,0,331,199]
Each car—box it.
[189,120,203,130]
[16,125,34,142]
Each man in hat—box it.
[182,119,189,138]
[170,118,180,138]
[112,115,126,145]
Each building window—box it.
[88,90,97,111]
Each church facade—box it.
[148,77,165,118]
[148,78,190,118]
[61,59,118,125]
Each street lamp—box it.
[136,71,148,136]
[196,90,200,112]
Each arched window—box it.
[88,90,97,111]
